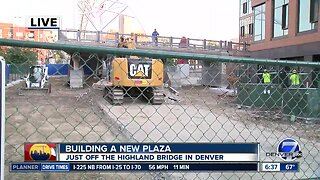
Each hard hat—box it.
[264,69,267,72]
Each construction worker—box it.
[126,38,139,59]
[127,38,136,49]
[152,29,159,46]
[262,69,271,84]
[117,36,128,48]
[290,69,300,87]
[117,36,128,58]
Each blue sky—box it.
[0,0,239,41]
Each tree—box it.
[52,50,68,64]
[3,47,37,65]
[0,48,5,57]
[165,58,176,67]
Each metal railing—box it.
[1,38,320,180]
[57,29,249,53]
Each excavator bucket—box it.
[18,83,51,96]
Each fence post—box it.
[243,42,247,51]
[115,32,119,46]
[57,29,62,41]
[203,39,207,50]
[77,30,81,41]
[96,31,101,43]
[187,38,190,48]
[228,41,233,51]
[170,37,173,47]
[134,34,138,44]
[5,64,10,85]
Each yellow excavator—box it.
[103,37,164,105]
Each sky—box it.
[0,0,239,41]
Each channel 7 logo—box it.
[266,138,303,161]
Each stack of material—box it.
[92,79,112,90]
[70,69,84,88]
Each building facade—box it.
[239,0,254,45]
[240,0,320,62]
[239,0,320,87]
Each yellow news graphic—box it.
[30,144,51,157]
[24,143,57,161]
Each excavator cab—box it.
[103,37,164,105]
[26,65,48,88]
[19,65,51,96]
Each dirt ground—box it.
[177,85,320,142]
[97,84,320,179]
[4,76,158,180]
[4,77,320,179]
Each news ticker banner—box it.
[7,142,263,172]
[10,162,299,172]
[261,162,299,172]
[9,143,300,172]
[23,143,259,162]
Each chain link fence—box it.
[2,40,320,180]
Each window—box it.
[240,16,253,38]
[9,27,13,38]
[310,0,319,23]
[243,2,248,14]
[241,0,252,16]
[282,4,289,29]
[249,23,254,34]
[254,3,266,41]
[28,31,35,39]
[273,0,289,38]
[298,0,319,32]
[16,32,23,37]
[240,26,245,37]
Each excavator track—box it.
[104,87,124,105]
[145,87,164,105]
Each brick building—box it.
[239,0,254,45]
[239,0,320,87]
[0,22,56,64]
[240,0,320,62]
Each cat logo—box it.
[134,71,145,77]
[128,59,152,79]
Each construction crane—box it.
[77,0,129,34]
[78,0,96,35]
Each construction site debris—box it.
[92,79,111,90]
[168,87,179,96]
